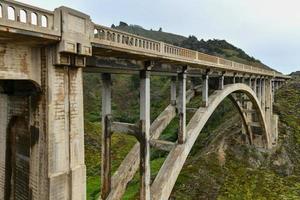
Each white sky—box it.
[19,0,300,74]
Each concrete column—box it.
[101,73,112,199]
[139,69,151,200]
[233,73,236,84]
[261,78,266,111]
[202,74,209,107]
[178,71,187,144]
[253,78,257,94]
[257,78,262,102]
[45,47,86,200]
[248,77,252,87]
[0,94,7,199]
[272,80,275,103]
[218,73,224,90]
[170,76,176,106]
[265,79,273,145]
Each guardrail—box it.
[92,24,283,77]
[0,1,290,79]
[93,24,162,54]
[0,0,60,39]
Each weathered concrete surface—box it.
[0,43,41,86]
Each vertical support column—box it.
[0,93,7,199]
[265,78,272,148]
[253,77,257,94]
[233,73,236,84]
[272,80,275,103]
[170,76,177,106]
[46,48,87,200]
[178,68,187,144]
[139,68,151,200]
[253,77,257,96]
[261,78,266,110]
[248,76,252,87]
[257,78,262,104]
[101,73,112,200]
[218,73,225,90]
[202,73,209,107]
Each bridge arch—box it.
[151,83,270,200]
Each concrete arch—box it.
[151,83,270,200]
[1,79,41,95]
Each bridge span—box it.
[0,1,290,200]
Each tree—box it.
[119,21,128,27]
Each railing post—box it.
[178,67,187,144]
[202,73,209,107]
[139,65,151,200]
[101,73,112,200]
[170,76,177,106]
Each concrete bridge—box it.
[0,1,290,200]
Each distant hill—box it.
[290,71,300,76]
[112,21,187,45]
[113,22,275,71]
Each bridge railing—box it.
[93,24,162,54]
[92,24,278,77]
[0,0,60,39]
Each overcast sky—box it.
[20,0,299,74]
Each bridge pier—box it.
[202,73,209,107]
[139,67,151,200]
[170,76,177,106]
[101,73,112,199]
[46,47,86,200]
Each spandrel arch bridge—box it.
[0,1,290,200]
